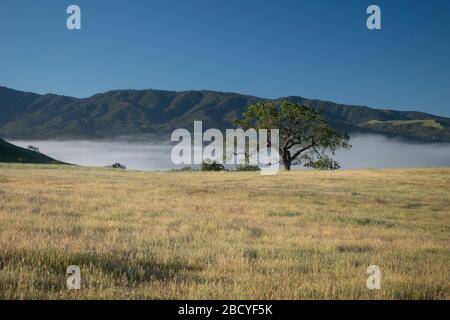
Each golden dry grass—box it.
[0,163,449,299]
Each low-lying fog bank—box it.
[9,134,450,171]
[334,134,450,169]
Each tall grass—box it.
[0,164,449,299]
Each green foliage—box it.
[304,155,341,170]
[171,166,194,172]
[236,165,260,172]
[201,160,226,171]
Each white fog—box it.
[9,134,450,171]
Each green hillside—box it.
[360,119,449,142]
[364,119,444,129]
[1,86,449,142]
[0,138,63,164]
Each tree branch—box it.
[290,141,316,161]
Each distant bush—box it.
[236,165,260,172]
[106,163,126,169]
[27,145,40,153]
[304,156,340,170]
[170,166,195,172]
[201,160,225,171]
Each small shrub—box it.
[236,165,260,172]
[304,155,340,170]
[27,145,40,153]
[170,166,194,172]
[201,160,225,171]
[106,163,126,170]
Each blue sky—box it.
[0,0,449,116]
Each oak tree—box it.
[234,101,350,170]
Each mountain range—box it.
[1,85,449,142]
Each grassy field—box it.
[365,119,444,129]
[0,163,449,299]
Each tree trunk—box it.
[281,150,292,171]
[283,161,291,171]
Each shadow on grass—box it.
[335,216,396,228]
[0,248,204,284]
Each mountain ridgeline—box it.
[0,86,449,142]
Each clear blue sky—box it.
[0,0,449,116]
